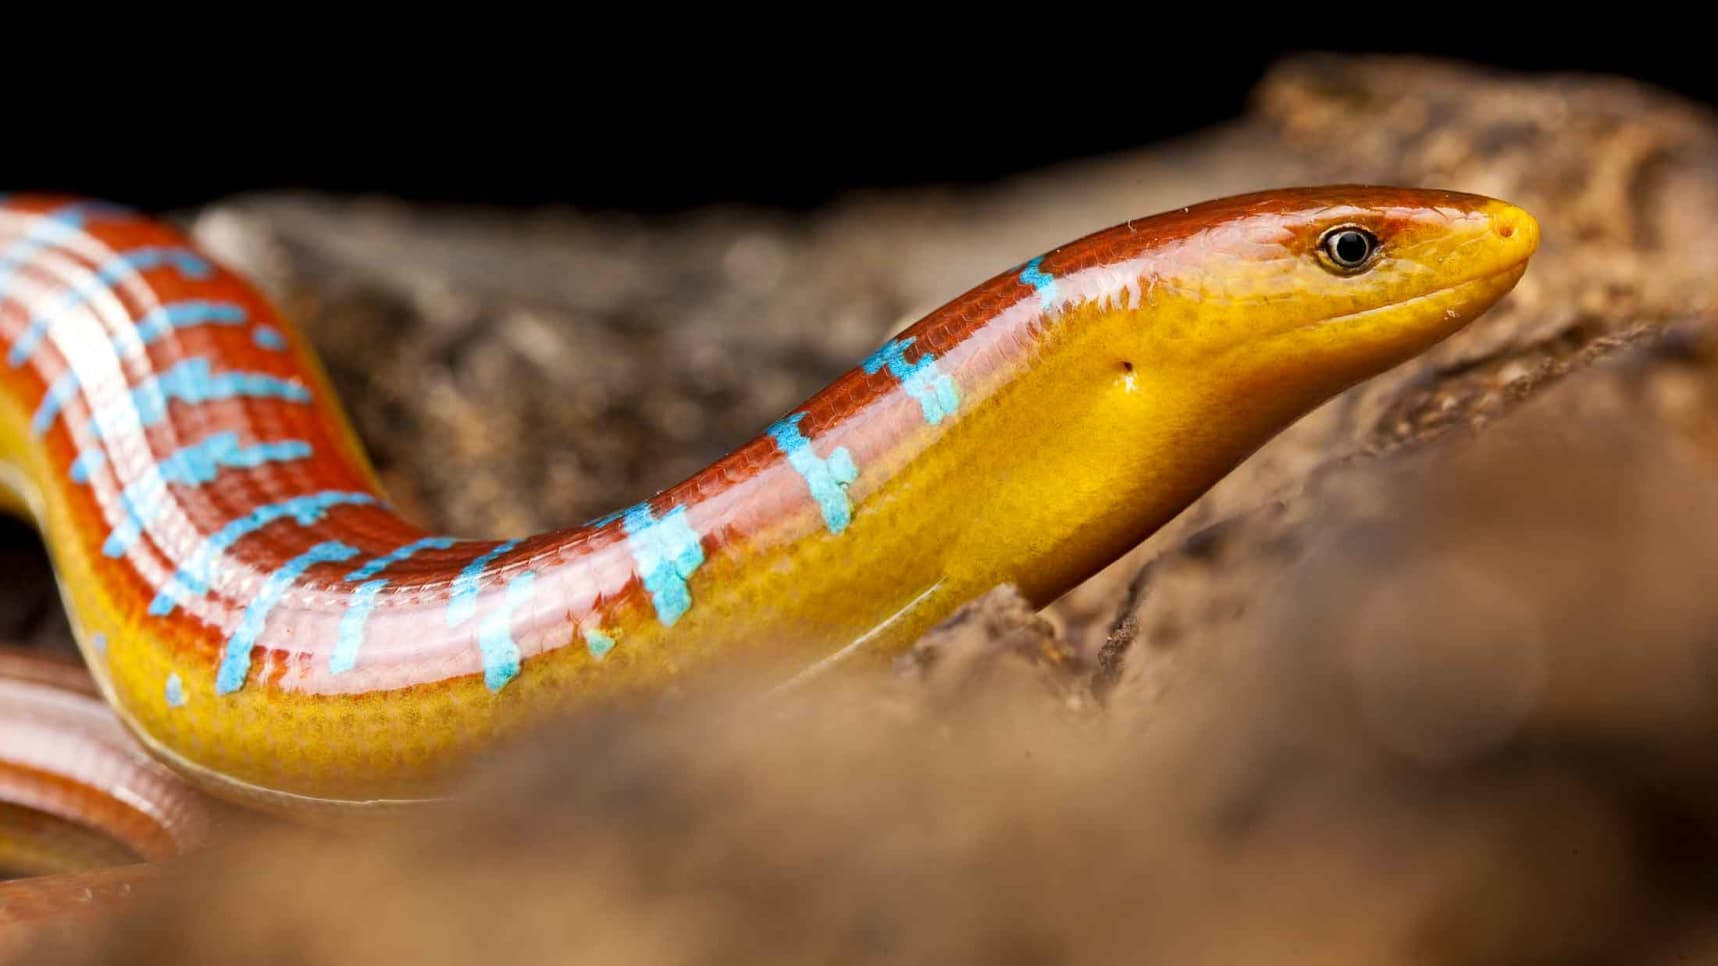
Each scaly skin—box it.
[0,647,209,930]
[0,188,1539,812]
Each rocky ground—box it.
[14,55,1718,963]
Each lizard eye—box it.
[1318,226,1379,272]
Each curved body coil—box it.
[0,189,1538,810]
[0,648,211,933]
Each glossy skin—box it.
[0,188,1539,811]
[0,649,208,866]
[0,648,209,933]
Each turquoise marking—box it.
[252,326,287,350]
[621,503,705,625]
[127,300,247,350]
[331,579,388,675]
[476,571,537,692]
[100,433,314,557]
[103,491,158,557]
[8,247,213,367]
[584,628,616,661]
[31,303,253,439]
[148,491,379,617]
[165,673,186,708]
[69,449,105,484]
[0,202,127,302]
[346,536,458,582]
[766,413,859,534]
[91,632,107,655]
[85,357,309,438]
[446,538,524,627]
[154,433,312,483]
[30,371,80,437]
[217,541,359,696]
[328,537,459,673]
[1019,256,1058,309]
[861,337,961,425]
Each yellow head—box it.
[1126,186,1539,421]
[978,186,1538,604]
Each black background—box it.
[9,34,1711,213]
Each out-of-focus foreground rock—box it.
[13,55,1718,964]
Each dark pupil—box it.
[1332,231,1370,265]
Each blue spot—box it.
[149,491,379,616]
[165,673,186,708]
[251,326,287,351]
[217,541,359,695]
[69,449,106,484]
[101,434,313,555]
[584,628,615,661]
[30,303,254,439]
[621,504,705,625]
[30,371,81,437]
[8,247,213,367]
[91,632,108,655]
[331,579,387,675]
[446,538,523,627]
[157,433,313,482]
[0,202,129,302]
[86,357,309,438]
[127,300,248,350]
[766,413,859,534]
[346,536,457,582]
[327,537,459,674]
[861,337,961,425]
[476,571,537,691]
[100,433,315,557]
[1019,256,1058,309]
[103,501,150,557]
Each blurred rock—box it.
[39,377,1718,964]
[894,584,1090,711]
